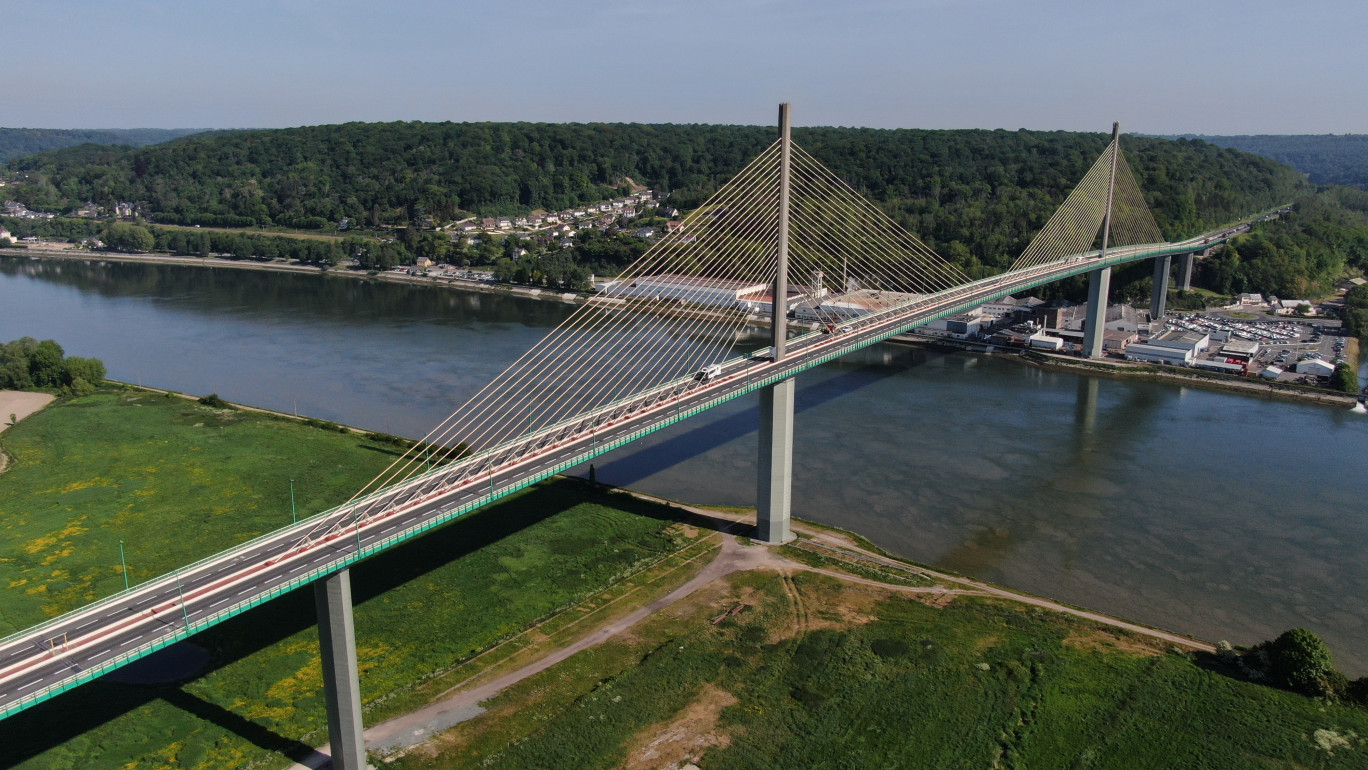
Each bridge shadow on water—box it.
[588,348,936,488]
[0,480,714,768]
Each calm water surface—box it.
[3,256,1366,672]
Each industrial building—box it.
[603,274,777,310]
[1124,342,1194,366]
[1147,329,1211,356]
[1295,359,1336,377]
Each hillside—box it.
[0,128,210,164]
[6,122,1368,297]
[1178,134,1368,189]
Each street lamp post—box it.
[289,478,297,524]
[119,539,129,593]
[175,569,190,629]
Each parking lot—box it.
[1161,312,1349,383]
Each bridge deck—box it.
[0,208,1288,719]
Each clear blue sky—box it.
[4,0,1363,134]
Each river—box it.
[2,256,1366,672]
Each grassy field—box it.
[0,387,403,630]
[0,389,695,769]
[392,563,1368,769]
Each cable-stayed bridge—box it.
[0,107,1288,767]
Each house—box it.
[1260,365,1283,380]
[1274,299,1312,316]
[496,218,512,229]
[665,220,685,233]
[514,216,530,227]
[559,239,575,248]
[661,207,680,218]
[75,201,102,217]
[461,223,479,233]
[1238,293,1265,306]
[115,201,137,219]
[481,218,496,229]
[635,227,656,239]
[0,227,14,243]
[414,256,433,268]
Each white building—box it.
[1125,342,1194,366]
[603,274,772,310]
[1148,329,1210,356]
[1295,359,1335,377]
[0,227,14,244]
[1028,332,1065,351]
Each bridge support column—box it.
[1175,251,1195,291]
[1150,255,1171,321]
[1082,267,1111,359]
[757,378,795,544]
[315,569,367,770]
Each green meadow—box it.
[396,569,1368,770]
[0,389,691,768]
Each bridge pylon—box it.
[1082,122,1121,359]
[315,569,367,770]
[758,102,797,545]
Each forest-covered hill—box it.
[6,122,1368,297]
[0,128,210,164]
[1176,134,1368,189]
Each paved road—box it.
[0,220,1273,718]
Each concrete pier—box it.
[1150,255,1171,320]
[1081,267,1112,359]
[1175,251,1195,291]
[315,569,367,770]
[757,378,795,544]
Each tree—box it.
[62,356,106,388]
[101,222,154,252]
[27,339,65,387]
[1268,627,1339,697]
[1331,362,1358,393]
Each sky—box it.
[4,0,1364,134]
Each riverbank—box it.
[887,333,1361,408]
[3,248,590,306]
[12,248,1362,410]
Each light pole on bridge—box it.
[118,539,129,593]
[289,478,297,525]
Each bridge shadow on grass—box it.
[586,348,941,488]
[0,479,688,768]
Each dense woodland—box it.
[6,122,1368,301]
[1179,134,1368,189]
[0,128,207,164]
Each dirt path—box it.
[291,498,1215,768]
[0,391,54,437]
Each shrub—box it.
[197,393,233,409]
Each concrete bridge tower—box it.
[757,103,796,544]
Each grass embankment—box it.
[0,389,696,769]
[396,566,1368,770]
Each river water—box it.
[3,256,1366,672]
